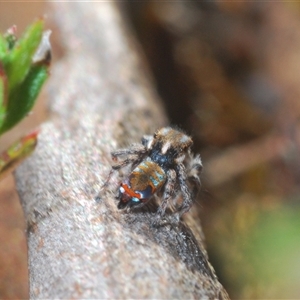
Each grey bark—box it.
[15,2,229,299]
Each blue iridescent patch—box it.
[138,186,152,199]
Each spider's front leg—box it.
[101,143,147,190]
[111,143,147,160]
[141,134,154,149]
[176,162,194,217]
[157,169,177,217]
[186,154,203,199]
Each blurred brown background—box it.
[1,1,300,299]
[126,2,300,298]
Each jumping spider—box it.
[103,127,202,220]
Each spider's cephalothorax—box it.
[104,127,202,218]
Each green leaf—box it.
[0,64,48,134]
[0,63,7,128]
[0,129,38,180]
[0,69,5,108]
[0,80,5,128]
[6,19,44,93]
[0,34,8,61]
[4,25,17,50]
[0,107,5,129]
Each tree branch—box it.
[15,2,229,299]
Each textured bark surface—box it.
[15,2,229,299]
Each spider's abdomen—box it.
[118,158,166,208]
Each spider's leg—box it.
[157,169,176,217]
[141,135,154,149]
[176,162,194,217]
[112,156,140,170]
[101,154,141,190]
[100,168,116,190]
[111,143,147,159]
[186,154,203,199]
[101,143,147,190]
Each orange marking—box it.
[121,183,141,199]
